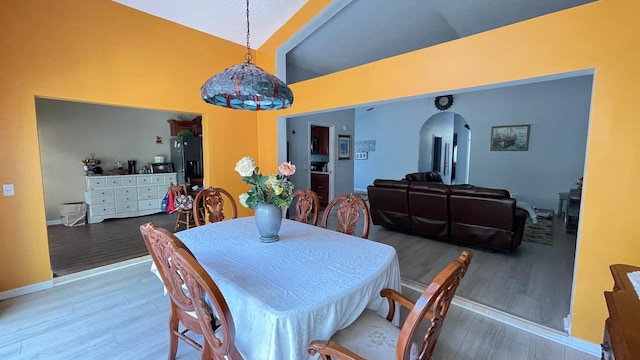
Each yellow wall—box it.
[256,0,640,343]
[0,0,258,291]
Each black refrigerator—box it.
[170,136,203,185]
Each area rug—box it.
[523,217,554,245]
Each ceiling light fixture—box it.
[200,0,294,111]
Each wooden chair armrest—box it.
[381,288,415,321]
[308,340,366,360]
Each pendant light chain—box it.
[200,0,294,110]
[244,0,252,63]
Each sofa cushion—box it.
[449,185,510,199]
[404,172,443,183]
[373,179,410,189]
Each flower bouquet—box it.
[235,157,296,209]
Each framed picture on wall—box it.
[490,124,530,151]
[338,135,351,159]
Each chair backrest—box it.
[321,193,371,238]
[139,222,198,321]
[171,247,244,360]
[396,251,473,360]
[291,189,320,226]
[170,182,188,198]
[192,187,238,226]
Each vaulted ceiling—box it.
[114,0,594,83]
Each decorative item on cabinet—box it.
[167,115,202,136]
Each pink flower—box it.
[278,161,296,177]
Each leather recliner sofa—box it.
[367,178,527,253]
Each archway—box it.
[418,112,471,184]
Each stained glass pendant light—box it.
[200,0,294,110]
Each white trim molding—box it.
[401,278,600,357]
[0,280,54,300]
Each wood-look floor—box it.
[368,216,577,331]
[0,261,595,360]
[47,213,175,276]
[46,211,576,332]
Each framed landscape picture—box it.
[338,135,351,159]
[490,124,530,151]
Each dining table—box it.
[162,216,401,360]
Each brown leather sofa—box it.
[367,178,527,253]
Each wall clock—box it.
[435,95,454,111]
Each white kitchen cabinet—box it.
[84,173,177,223]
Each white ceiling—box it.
[113,0,310,48]
[113,0,594,82]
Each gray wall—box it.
[354,75,592,210]
[286,109,355,198]
[36,98,195,221]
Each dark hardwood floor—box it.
[47,213,175,277]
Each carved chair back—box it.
[321,193,371,238]
[397,251,473,359]
[139,222,202,358]
[170,182,195,231]
[291,189,320,226]
[193,187,238,226]
[171,247,244,360]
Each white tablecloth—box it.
[172,217,401,360]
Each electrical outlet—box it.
[3,184,15,196]
[355,152,368,160]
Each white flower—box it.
[235,157,255,177]
[238,193,249,208]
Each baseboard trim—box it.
[401,278,600,357]
[54,255,153,285]
[0,280,54,300]
[47,219,62,226]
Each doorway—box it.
[35,98,200,276]
[419,112,471,185]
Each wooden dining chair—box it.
[291,189,320,226]
[321,193,371,238]
[192,187,238,226]
[308,251,473,360]
[139,222,205,360]
[171,247,245,360]
[170,182,195,231]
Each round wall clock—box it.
[435,95,454,111]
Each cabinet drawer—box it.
[164,174,177,183]
[122,177,137,186]
[158,185,170,198]
[138,192,157,200]
[139,199,160,211]
[115,193,137,202]
[90,204,116,216]
[87,177,106,189]
[138,186,159,195]
[151,175,165,184]
[137,176,152,185]
[106,177,123,187]
[90,188,115,198]
[92,196,115,205]
[116,201,138,213]
[115,187,137,197]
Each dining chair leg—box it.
[174,214,181,232]
[168,311,179,360]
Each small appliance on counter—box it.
[150,163,174,173]
[310,161,327,172]
[127,160,136,174]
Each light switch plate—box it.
[3,184,14,196]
